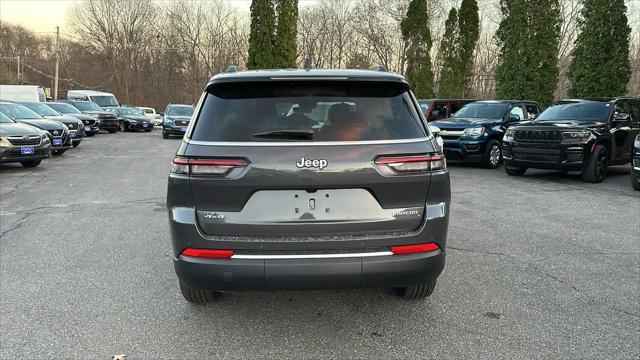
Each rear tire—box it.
[163,132,169,139]
[395,280,437,299]
[582,145,607,183]
[505,165,527,176]
[482,140,502,168]
[179,282,221,303]
[20,159,41,168]
[87,132,95,137]
[72,141,80,148]
[108,129,117,133]
[119,122,126,132]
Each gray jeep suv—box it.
[167,67,451,303]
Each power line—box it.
[19,61,101,90]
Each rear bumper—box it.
[175,250,444,291]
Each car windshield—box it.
[537,102,612,122]
[191,81,426,142]
[47,102,81,114]
[73,101,103,112]
[22,102,61,117]
[118,107,142,115]
[453,103,509,119]
[0,111,14,123]
[0,104,43,119]
[91,95,118,107]
[166,106,194,116]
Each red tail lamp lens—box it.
[375,154,446,172]
[391,243,440,255]
[182,248,234,259]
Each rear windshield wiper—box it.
[252,130,314,140]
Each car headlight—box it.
[462,127,485,137]
[164,118,172,125]
[0,136,9,148]
[503,129,515,141]
[562,130,590,141]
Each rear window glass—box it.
[191,81,425,142]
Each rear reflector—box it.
[172,158,248,175]
[182,248,234,259]
[375,154,445,172]
[391,243,440,255]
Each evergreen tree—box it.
[457,0,479,96]
[495,0,561,106]
[247,0,277,69]
[401,0,435,98]
[274,0,298,68]
[437,8,460,98]
[568,0,631,98]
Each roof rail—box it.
[303,58,312,71]
[371,64,388,72]
[226,65,238,73]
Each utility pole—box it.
[54,26,60,100]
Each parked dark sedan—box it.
[104,106,152,132]
[15,101,85,148]
[0,111,51,167]
[59,99,119,133]
[0,102,71,155]
[430,100,541,168]
[46,101,99,136]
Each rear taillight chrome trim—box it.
[171,157,248,175]
[374,154,446,172]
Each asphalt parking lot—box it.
[1,132,638,359]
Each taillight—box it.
[391,243,440,255]
[171,158,248,175]
[375,154,445,172]
[182,248,234,259]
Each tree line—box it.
[0,0,638,111]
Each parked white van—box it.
[67,90,119,108]
[0,85,46,102]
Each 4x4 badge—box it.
[296,157,328,170]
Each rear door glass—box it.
[191,81,426,142]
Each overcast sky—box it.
[1,0,638,37]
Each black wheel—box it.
[86,132,95,137]
[395,280,437,299]
[505,164,527,176]
[119,122,126,132]
[179,282,221,303]
[72,141,80,148]
[482,140,502,168]
[631,172,640,191]
[163,132,169,139]
[108,129,117,133]
[582,145,608,183]
[144,129,151,132]
[52,149,66,155]
[20,159,41,168]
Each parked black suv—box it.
[46,101,100,136]
[60,99,119,133]
[503,97,640,182]
[167,68,450,303]
[431,100,541,168]
[632,134,640,190]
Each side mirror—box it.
[507,115,521,122]
[428,124,441,137]
[159,113,164,117]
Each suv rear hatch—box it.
[177,80,442,237]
